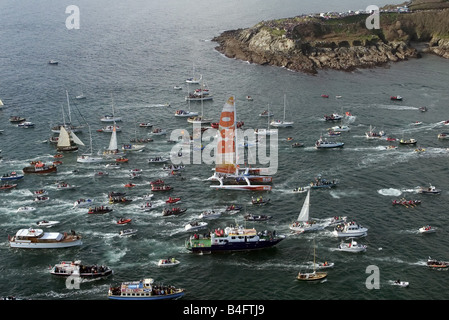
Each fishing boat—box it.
[289,189,325,233]
[157,258,180,267]
[117,218,132,225]
[23,161,57,174]
[108,278,185,300]
[365,125,385,139]
[336,238,367,253]
[270,94,293,127]
[17,207,36,213]
[73,198,93,208]
[333,221,368,237]
[418,184,441,194]
[119,229,137,237]
[36,220,60,227]
[315,136,344,149]
[184,221,208,231]
[8,228,82,249]
[427,257,449,268]
[419,225,436,233]
[50,260,113,278]
[186,224,284,254]
[209,96,272,191]
[297,240,328,281]
[244,214,272,221]
[162,207,187,216]
[88,206,113,214]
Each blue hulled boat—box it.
[108,278,185,300]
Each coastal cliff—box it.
[212,1,449,74]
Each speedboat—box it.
[36,220,60,227]
[166,197,181,204]
[199,210,222,219]
[244,214,272,221]
[390,95,403,101]
[333,221,368,237]
[50,260,113,278]
[1,172,24,181]
[17,207,36,213]
[324,113,342,121]
[330,125,350,132]
[140,202,153,211]
[399,138,417,145]
[336,238,367,252]
[108,278,185,300]
[119,229,137,237]
[391,280,409,288]
[315,137,344,149]
[73,199,93,208]
[418,184,441,194]
[438,132,449,139]
[419,225,436,233]
[34,196,50,203]
[0,183,17,191]
[157,258,180,268]
[184,221,208,231]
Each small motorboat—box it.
[292,142,304,148]
[1,171,24,181]
[119,229,137,237]
[427,257,449,268]
[166,197,181,204]
[225,205,243,212]
[94,171,109,177]
[33,189,48,196]
[419,106,428,112]
[48,60,59,65]
[115,157,128,163]
[56,183,76,190]
[438,132,449,139]
[246,96,253,101]
[17,121,35,128]
[157,258,180,267]
[418,184,441,194]
[390,95,403,101]
[139,122,153,128]
[140,202,153,211]
[419,225,436,233]
[17,206,36,213]
[124,183,136,188]
[399,138,417,145]
[117,218,132,225]
[321,94,329,98]
[151,185,172,192]
[36,220,60,227]
[105,163,121,169]
[184,221,208,231]
[251,197,270,206]
[391,280,409,288]
[34,196,50,202]
[162,207,187,216]
[199,210,222,219]
[0,183,17,191]
[336,238,367,253]
[73,199,93,208]
[292,187,308,193]
[150,179,164,186]
[88,206,113,214]
[244,214,272,221]
[333,221,368,237]
[315,261,335,269]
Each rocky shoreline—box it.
[212,6,449,74]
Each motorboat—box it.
[56,182,76,190]
[108,278,185,300]
[94,171,109,177]
[333,221,368,237]
[336,238,367,253]
[140,202,153,211]
[259,110,274,117]
[399,138,417,145]
[151,185,172,192]
[9,116,26,123]
[50,260,113,278]
[88,206,113,214]
[427,257,449,268]
[100,115,122,123]
[34,196,50,203]
[33,189,47,196]
[330,125,350,132]
[244,214,272,221]
[166,197,181,204]
[98,125,121,132]
[36,220,60,227]
[149,128,167,136]
[391,95,403,101]
[17,207,36,213]
[48,60,59,65]
[292,142,304,148]
[225,205,243,212]
[148,156,169,163]
[8,228,82,249]
[292,187,308,193]
[119,229,137,237]
[391,280,409,288]
[122,144,145,152]
[324,113,342,121]
[109,195,132,203]
[310,176,338,189]
[418,184,441,194]
[365,125,385,139]
[174,110,198,117]
[315,137,344,149]
[150,179,164,185]
[419,225,436,233]
[1,171,24,181]
[162,207,187,216]
[184,221,208,231]
[157,258,180,267]
[139,122,153,127]
[0,183,17,191]
[199,210,222,219]
[117,218,132,225]
[251,197,270,206]
[438,132,449,139]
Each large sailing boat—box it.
[77,125,103,163]
[56,125,84,152]
[51,91,83,133]
[208,96,272,191]
[289,188,325,233]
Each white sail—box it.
[108,125,118,151]
[57,126,71,148]
[70,131,85,146]
[0,99,3,106]
[297,189,310,222]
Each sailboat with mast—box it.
[208,96,272,191]
[270,94,294,128]
[289,189,325,233]
[103,123,124,157]
[101,95,122,123]
[51,91,83,133]
[185,64,202,84]
[255,104,278,136]
[77,125,103,163]
[175,83,198,117]
[56,125,85,152]
[296,240,328,281]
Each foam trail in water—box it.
[377,188,402,196]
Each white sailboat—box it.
[187,79,213,124]
[101,95,122,122]
[0,99,3,107]
[103,124,124,157]
[51,91,83,133]
[77,125,103,163]
[209,96,272,191]
[57,126,84,152]
[289,189,325,233]
[270,94,294,128]
[297,240,328,281]
[186,64,202,84]
[255,104,278,136]
[175,83,198,117]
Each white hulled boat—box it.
[336,238,367,252]
[100,95,122,122]
[289,189,325,233]
[103,124,125,158]
[315,136,344,149]
[77,126,103,163]
[270,94,293,128]
[8,228,82,249]
[333,221,368,237]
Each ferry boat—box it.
[8,228,82,249]
[108,278,185,300]
[333,221,368,237]
[185,224,285,254]
[50,260,113,278]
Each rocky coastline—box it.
[212,3,449,74]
